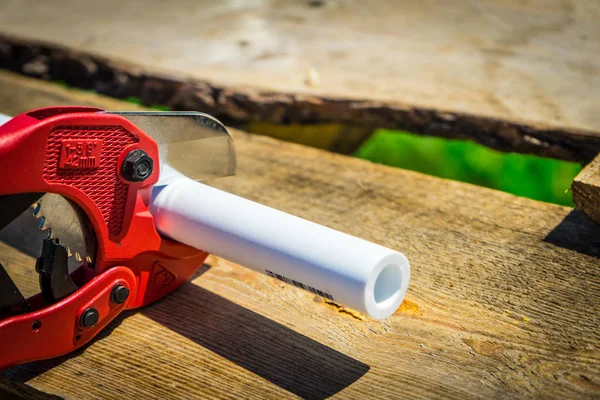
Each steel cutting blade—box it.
[33,193,96,267]
[107,111,236,183]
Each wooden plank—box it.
[572,154,600,224]
[0,0,599,161]
[1,71,600,399]
[0,377,62,400]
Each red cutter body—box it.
[0,107,209,368]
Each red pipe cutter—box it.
[0,106,235,368]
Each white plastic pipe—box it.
[151,169,410,319]
[0,113,11,126]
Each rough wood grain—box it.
[1,72,600,399]
[0,0,599,161]
[572,154,600,224]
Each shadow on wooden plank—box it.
[543,210,600,258]
[143,283,370,399]
[0,376,63,400]
[3,265,369,399]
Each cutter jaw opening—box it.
[0,192,96,316]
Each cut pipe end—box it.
[364,252,410,319]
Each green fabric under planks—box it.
[354,129,582,207]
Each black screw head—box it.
[80,308,99,328]
[122,150,154,182]
[111,284,130,304]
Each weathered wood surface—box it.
[1,71,600,399]
[1,0,600,161]
[572,154,600,224]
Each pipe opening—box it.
[374,264,402,305]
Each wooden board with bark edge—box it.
[0,71,599,399]
[0,0,599,161]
